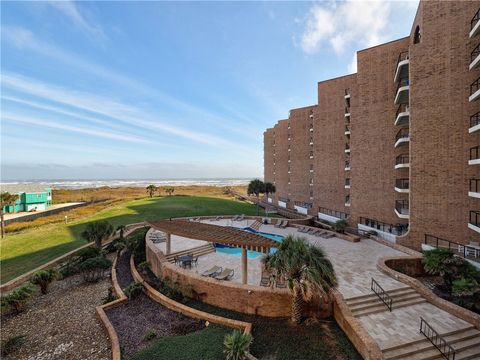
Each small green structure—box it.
[1,184,52,213]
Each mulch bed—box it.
[1,273,111,360]
[106,252,205,358]
[116,250,134,289]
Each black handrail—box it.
[470,78,480,96]
[395,128,410,142]
[345,143,350,150]
[318,207,349,220]
[360,217,408,235]
[396,104,409,118]
[395,178,410,189]
[470,179,480,193]
[472,44,480,63]
[371,278,392,312]
[345,161,350,168]
[345,88,350,96]
[345,125,350,133]
[470,112,480,128]
[396,78,410,95]
[470,146,480,160]
[395,200,409,215]
[420,317,456,360]
[396,154,410,165]
[471,8,480,31]
[470,210,480,227]
[424,234,480,262]
[396,51,409,68]
[345,107,350,114]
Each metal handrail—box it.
[395,200,409,215]
[395,154,409,165]
[472,44,480,63]
[395,178,410,189]
[471,8,480,31]
[470,210,480,227]
[470,112,480,128]
[360,217,408,235]
[424,234,480,262]
[396,104,409,118]
[470,146,480,160]
[371,278,392,311]
[420,318,456,360]
[395,128,410,142]
[470,179,480,193]
[470,78,480,96]
[396,78,410,94]
[319,207,349,220]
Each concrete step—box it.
[346,288,417,307]
[353,297,426,317]
[345,286,412,304]
[383,327,479,360]
[349,292,421,312]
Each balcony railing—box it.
[395,154,409,166]
[345,125,350,133]
[395,200,409,215]
[396,51,409,70]
[420,318,456,360]
[395,178,410,190]
[345,144,350,150]
[470,112,480,128]
[345,107,350,114]
[471,8,480,31]
[395,128,410,142]
[470,78,480,96]
[470,146,480,160]
[359,217,408,235]
[396,104,409,118]
[319,207,349,220]
[472,44,480,63]
[396,78,410,93]
[470,210,480,227]
[345,88,351,96]
[425,234,480,263]
[470,179,480,193]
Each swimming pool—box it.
[214,227,284,259]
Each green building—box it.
[1,184,52,213]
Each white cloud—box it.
[300,0,391,55]
[347,53,357,74]
[46,1,106,41]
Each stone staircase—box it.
[345,287,426,317]
[166,243,216,263]
[382,326,480,360]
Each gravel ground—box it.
[1,273,111,360]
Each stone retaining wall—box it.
[377,255,480,330]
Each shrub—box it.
[137,261,149,273]
[79,256,112,282]
[124,282,143,299]
[126,228,147,263]
[103,287,117,304]
[1,335,26,357]
[58,260,80,278]
[30,268,59,294]
[77,246,101,261]
[1,284,35,314]
[223,330,253,360]
[452,278,480,312]
[142,329,157,341]
[81,221,114,248]
[423,248,469,291]
[333,220,347,233]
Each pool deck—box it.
[151,219,474,350]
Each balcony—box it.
[395,200,410,219]
[470,9,480,38]
[468,210,480,233]
[470,112,480,134]
[395,104,410,126]
[345,179,351,189]
[345,125,351,136]
[470,146,480,165]
[469,78,480,102]
[344,88,351,100]
[345,161,351,171]
[470,44,480,70]
[394,128,410,147]
[394,78,410,105]
[469,179,480,198]
[318,207,349,222]
[345,144,350,153]
[395,178,410,193]
[394,51,409,83]
[395,154,410,169]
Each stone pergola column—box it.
[241,247,248,284]
[166,233,171,255]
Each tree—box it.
[247,179,265,216]
[30,268,59,294]
[146,184,158,198]
[223,330,253,360]
[0,192,19,238]
[164,186,175,196]
[1,284,35,314]
[81,221,114,248]
[262,236,337,324]
[79,256,112,282]
[264,182,276,199]
[333,219,348,233]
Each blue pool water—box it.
[214,227,284,259]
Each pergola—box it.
[147,219,278,284]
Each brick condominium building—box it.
[264,0,480,250]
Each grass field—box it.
[0,195,258,284]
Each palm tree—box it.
[247,179,265,216]
[333,219,348,233]
[117,224,126,241]
[262,235,337,324]
[264,182,276,201]
[146,184,157,198]
[0,192,19,238]
[164,186,175,196]
[81,221,114,248]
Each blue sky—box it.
[1,0,418,181]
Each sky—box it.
[1,0,419,181]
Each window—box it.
[413,26,421,44]
[345,195,351,204]
[345,178,350,186]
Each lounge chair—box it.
[297,226,306,233]
[215,268,234,281]
[201,265,222,277]
[275,276,287,288]
[281,221,289,229]
[238,214,245,221]
[232,215,239,221]
[260,275,270,287]
[275,220,285,228]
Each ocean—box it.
[0,178,253,190]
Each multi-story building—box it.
[263,0,480,251]
[1,184,52,213]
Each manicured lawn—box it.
[0,196,258,284]
[130,325,231,360]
